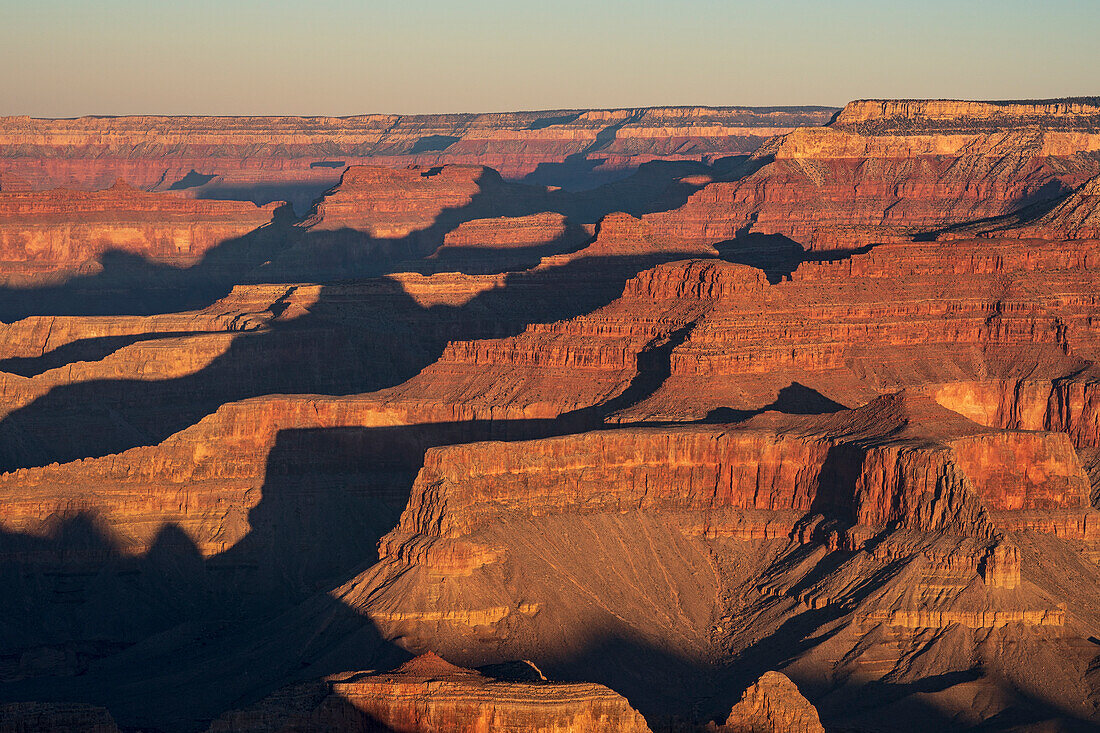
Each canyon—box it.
[0,107,836,212]
[1,98,1100,732]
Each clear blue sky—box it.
[2,0,1097,116]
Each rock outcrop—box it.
[387,229,1100,429]
[418,212,591,274]
[4,98,1100,733]
[318,388,1096,728]
[272,165,563,276]
[377,392,1092,576]
[712,671,824,733]
[205,653,652,733]
[1002,173,1100,240]
[830,98,1100,133]
[0,182,280,285]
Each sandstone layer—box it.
[0,182,280,285]
[646,99,1100,250]
[0,107,837,207]
[713,671,824,733]
[205,653,651,733]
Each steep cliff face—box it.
[830,98,1100,132]
[375,256,736,421]
[645,99,1100,250]
[0,284,285,362]
[389,228,1100,426]
[616,235,1099,423]
[336,391,1098,728]
[378,392,1090,568]
[300,165,495,237]
[0,393,459,559]
[0,107,838,201]
[0,182,279,284]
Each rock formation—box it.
[645,98,1100,250]
[712,671,824,733]
[0,107,837,207]
[3,99,1100,733]
[0,182,280,285]
[205,653,651,733]
[997,173,1100,240]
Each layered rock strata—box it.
[4,99,1100,733]
[0,107,837,202]
[712,671,824,733]
[389,235,1100,433]
[334,391,1098,726]
[646,99,1100,250]
[0,182,279,285]
[205,653,652,733]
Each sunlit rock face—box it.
[645,98,1100,250]
[3,99,1100,733]
[0,106,837,208]
[713,670,824,733]
[204,653,653,733]
[0,182,281,285]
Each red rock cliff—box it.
[0,182,279,284]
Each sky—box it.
[2,0,1098,117]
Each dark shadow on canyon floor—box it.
[0,186,884,472]
[167,170,218,190]
[0,411,699,729]
[0,331,195,377]
[716,233,876,284]
[0,245,726,472]
[703,382,848,424]
[0,161,739,321]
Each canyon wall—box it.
[646,99,1100,249]
[3,99,1100,732]
[0,107,837,207]
[0,182,280,285]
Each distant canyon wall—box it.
[0,106,838,208]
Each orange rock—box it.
[0,107,836,194]
[205,653,652,733]
[645,99,1100,250]
[0,183,279,284]
[714,671,824,733]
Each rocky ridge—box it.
[645,98,1100,250]
[0,107,837,208]
[0,182,281,285]
[205,653,652,733]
